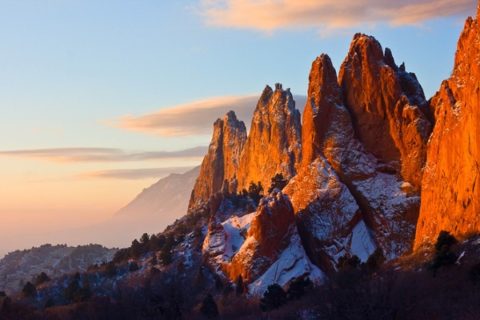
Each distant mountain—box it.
[0,244,116,294]
[116,166,200,219]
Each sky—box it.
[0,0,476,256]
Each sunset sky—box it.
[0,0,476,256]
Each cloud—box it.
[199,0,475,32]
[113,94,306,136]
[0,146,207,163]
[80,166,195,180]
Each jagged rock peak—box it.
[339,33,431,190]
[237,84,301,191]
[188,111,247,211]
[301,53,345,165]
[414,5,480,249]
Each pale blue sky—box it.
[0,1,474,151]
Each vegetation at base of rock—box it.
[200,294,219,319]
[268,173,288,193]
[260,284,287,312]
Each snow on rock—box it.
[202,212,255,270]
[352,172,419,259]
[350,220,376,262]
[248,232,324,296]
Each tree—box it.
[260,284,287,312]
[435,231,457,252]
[268,173,288,193]
[105,262,117,277]
[200,294,219,319]
[337,255,361,271]
[365,248,385,273]
[287,277,312,300]
[248,181,263,204]
[22,282,37,298]
[235,275,245,295]
[429,231,458,275]
[140,233,150,245]
[64,273,91,303]
[130,239,143,258]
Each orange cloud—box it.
[113,94,306,136]
[199,0,475,32]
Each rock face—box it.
[189,111,247,211]
[285,50,426,271]
[414,7,480,248]
[237,84,302,191]
[339,34,431,190]
[202,191,323,295]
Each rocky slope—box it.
[0,244,116,294]
[189,111,247,211]
[202,190,323,295]
[237,84,302,191]
[414,5,480,248]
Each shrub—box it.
[260,284,287,312]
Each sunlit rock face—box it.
[339,33,431,191]
[286,51,422,266]
[415,6,480,249]
[188,111,247,211]
[237,84,302,191]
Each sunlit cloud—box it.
[0,146,207,163]
[112,94,306,136]
[199,0,475,32]
[80,166,195,180]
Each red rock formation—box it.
[339,34,431,190]
[287,50,424,264]
[189,111,247,211]
[226,191,296,282]
[237,84,301,192]
[414,6,480,248]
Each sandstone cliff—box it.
[414,6,480,248]
[189,111,247,211]
[286,52,423,269]
[339,34,431,190]
[237,84,302,191]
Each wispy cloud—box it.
[80,166,195,180]
[0,146,207,163]
[112,94,306,136]
[199,0,475,32]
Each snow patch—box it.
[248,233,324,296]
